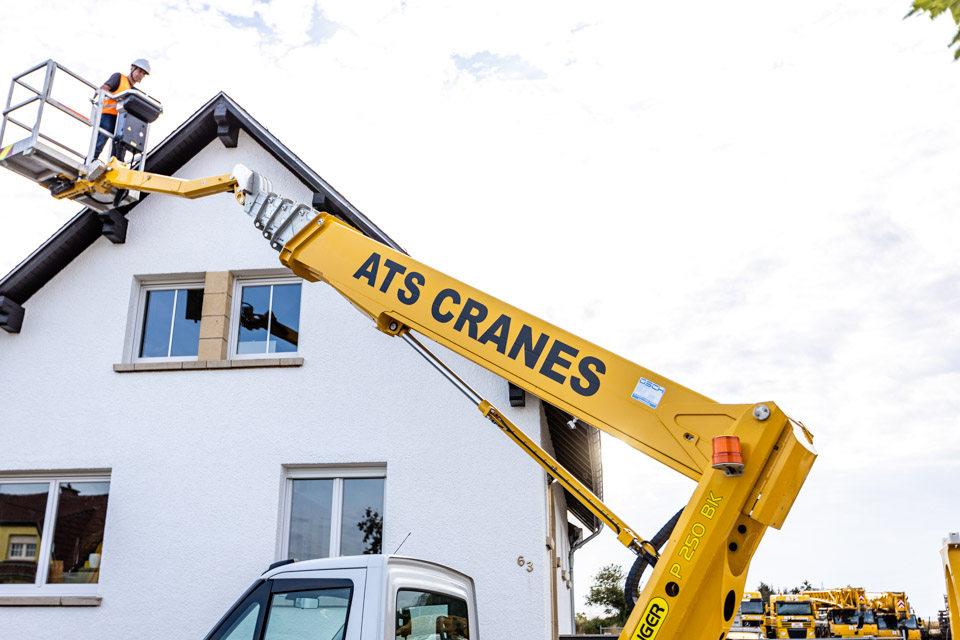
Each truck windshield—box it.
[831,610,859,625]
[776,602,813,616]
[263,587,352,640]
[877,614,898,630]
[397,589,469,640]
[741,600,764,615]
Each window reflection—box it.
[47,482,109,584]
[269,284,301,353]
[171,289,203,356]
[340,479,384,556]
[288,480,333,560]
[237,283,301,355]
[141,289,175,357]
[140,288,202,358]
[0,483,48,584]
[396,589,469,640]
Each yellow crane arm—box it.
[232,167,817,640]
[50,158,238,201]
[804,588,863,609]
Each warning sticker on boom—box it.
[631,377,665,409]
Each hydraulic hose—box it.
[624,508,684,613]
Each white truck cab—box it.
[203,555,477,640]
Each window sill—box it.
[0,595,102,606]
[114,357,304,372]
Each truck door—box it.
[205,569,368,640]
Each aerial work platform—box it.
[0,60,162,212]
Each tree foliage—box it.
[758,581,775,603]
[757,580,815,600]
[907,1,960,59]
[585,564,628,626]
[356,507,382,554]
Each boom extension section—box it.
[49,158,239,202]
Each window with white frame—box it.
[0,474,110,592]
[231,278,302,357]
[280,466,385,561]
[133,282,204,359]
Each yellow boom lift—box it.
[1,60,818,640]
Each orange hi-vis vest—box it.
[102,74,132,116]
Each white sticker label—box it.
[631,377,665,409]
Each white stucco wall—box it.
[0,131,561,639]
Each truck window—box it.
[833,610,859,625]
[396,589,469,640]
[776,601,813,616]
[740,600,764,615]
[263,587,353,640]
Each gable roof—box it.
[0,92,603,533]
[0,92,400,306]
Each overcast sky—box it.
[2,0,959,621]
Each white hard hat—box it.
[131,58,151,75]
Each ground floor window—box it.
[280,466,385,560]
[0,473,110,591]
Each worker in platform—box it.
[93,59,151,160]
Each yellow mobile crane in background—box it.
[867,592,920,640]
[803,588,877,638]
[0,60,818,640]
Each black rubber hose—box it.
[624,508,684,614]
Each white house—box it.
[0,93,604,639]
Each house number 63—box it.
[517,556,533,572]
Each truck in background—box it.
[739,591,767,632]
[804,588,877,638]
[768,593,817,639]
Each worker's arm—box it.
[101,73,121,93]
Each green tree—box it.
[758,581,776,603]
[907,1,960,59]
[575,612,603,634]
[585,564,628,626]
